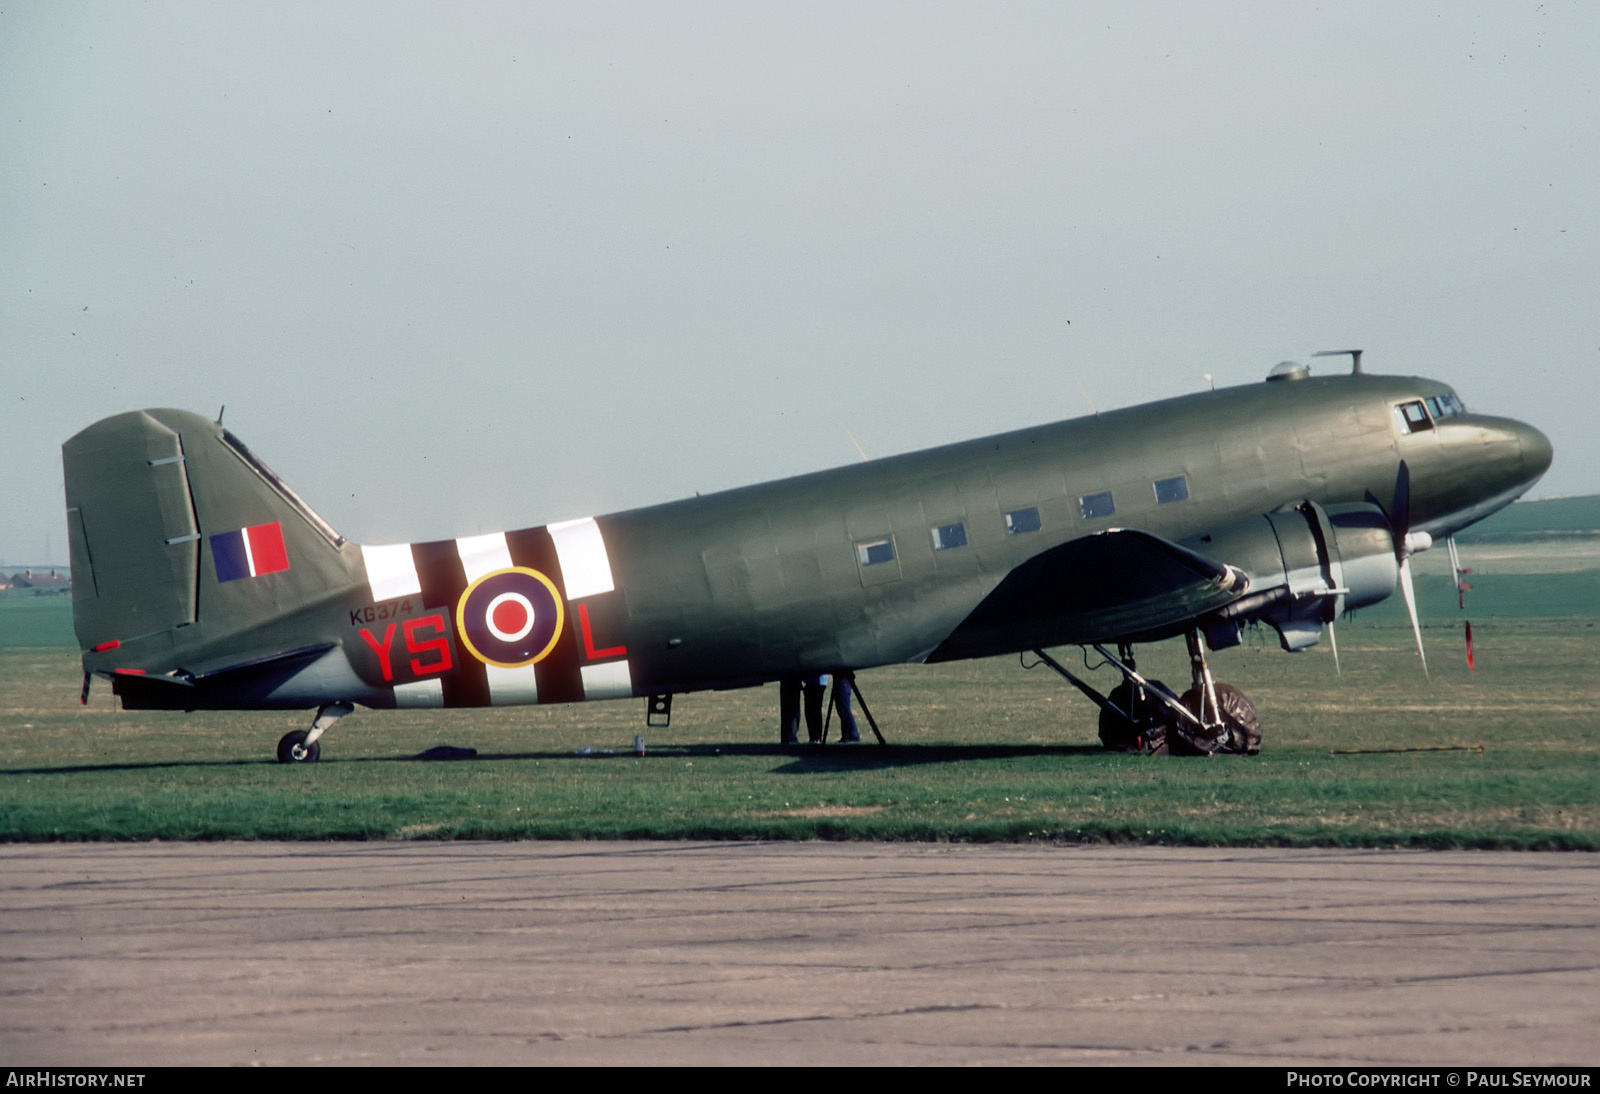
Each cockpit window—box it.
[1394,401,1433,435]
[1403,392,1465,431]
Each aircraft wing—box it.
[927,529,1246,662]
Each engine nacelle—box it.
[1325,503,1402,612]
[1181,501,1398,652]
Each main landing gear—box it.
[1031,633,1261,756]
[276,701,353,763]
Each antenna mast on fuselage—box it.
[1313,349,1364,374]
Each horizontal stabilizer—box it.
[928,530,1243,661]
[111,644,335,711]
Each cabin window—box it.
[930,522,967,551]
[1153,476,1189,505]
[1394,401,1433,434]
[1005,507,1041,535]
[1080,491,1115,520]
[857,538,895,566]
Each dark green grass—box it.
[3,621,1595,847]
[1456,494,1600,542]
[1351,573,1600,623]
[0,591,76,650]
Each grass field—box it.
[3,505,1594,848]
[1454,493,1600,542]
[0,591,74,650]
[2,619,1594,847]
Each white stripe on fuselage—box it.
[454,532,513,582]
[580,660,632,701]
[551,517,632,699]
[548,517,616,599]
[394,678,443,708]
[362,542,422,601]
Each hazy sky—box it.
[4,1,1595,563]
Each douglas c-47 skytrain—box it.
[63,352,1551,761]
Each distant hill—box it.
[1454,494,1600,543]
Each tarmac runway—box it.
[2,842,1596,1066]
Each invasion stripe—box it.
[580,660,632,701]
[394,679,443,708]
[548,517,615,599]
[411,539,489,707]
[362,543,422,602]
[485,664,539,705]
[455,532,513,582]
[549,516,631,700]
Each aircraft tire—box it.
[1098,680,1174,752]
[277,729,321,764]
[1169,684,1261,756]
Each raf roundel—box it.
[455,567,565,668]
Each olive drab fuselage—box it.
[64,368,1551,726]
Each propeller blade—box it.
[1365,460,1430,676]
[1366,460,1414,556]
[1392,460,1411,543]
[1398,555,1428,677]
[1328,619,1341,676]
[1465,620,1474,673]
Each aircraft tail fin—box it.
[63,409,364,674]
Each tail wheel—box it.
[1098,679,1175,752]
[1168,683,1261,756]
[277,729,321,764]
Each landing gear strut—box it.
[1095,644,1177,751]
[1167,632,1261,755]
[1031,632,1260,756]
[276,701,353,763]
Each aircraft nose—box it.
[1515,419,1554,483]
